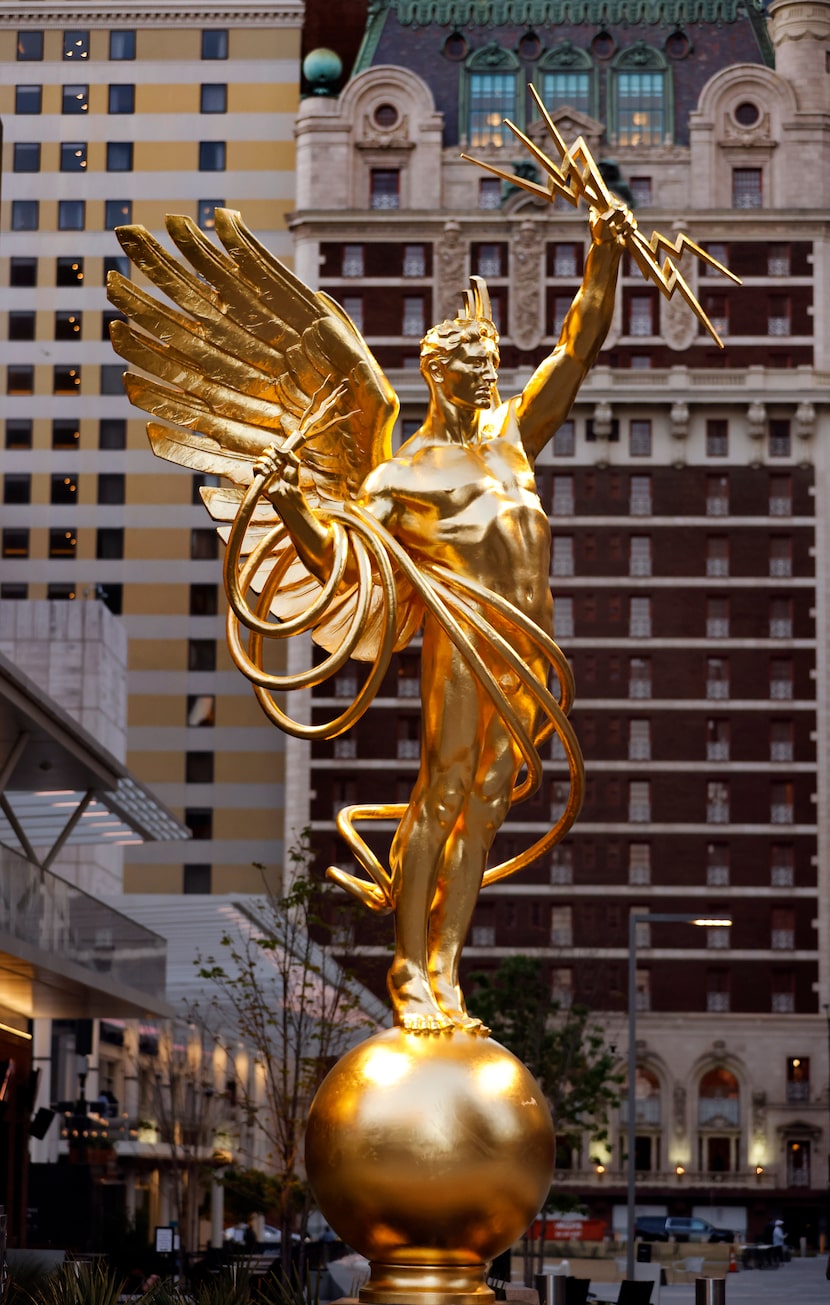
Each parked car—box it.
[635,1216,735,1243]
[224,1223,296,1245]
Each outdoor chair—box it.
[617,1282,654,1305]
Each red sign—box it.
[530,1216,607,1241]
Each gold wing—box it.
[108,207,420,661]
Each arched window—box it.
[537,43,595,119]
[463,43,522,148]
[611,43,672,146]
[698,1066,739,1126]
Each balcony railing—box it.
[698,1097,739,1126]
[619,1097,661,1125]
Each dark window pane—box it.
[198,141,226,171]
[192,471,220,502]
[100,364,124,394]
[102,310,125,340]
[53,365,81,394]
[108,83,135,113]
[13,142,40,172]
[10,258,37,287]
[61,142,88,171]
[56,257,85,286]
[190,584,218,616]
[186,751,214,783]
[99,583,123,615]
[370,169,400,210]
[58,200,85,230]
[15,84,42,113]
[12,201,39,231]
[104,256,129,279]
[184,864,212,893]
[49,528,77,558]
[191,528,219,560]
[8,367,34,395]
[17,31,44,60]
[63,30,90,60]
[200,83,227,113]
[47,584,77,601]
[185,807,213,839]
[50,474,79,504]
[197,200,223,230]
[202,29,228,58]
[55,311,82,341]
[188,639,216,671]
[62,84,89,114]
[96,528,124,559]
[9,313,35,342]
[2,530,30,559]
[106,140,133,170]
[110,30,136,60]
[4,475,31,504]
[104,199,132,228]
[99,418,126,449]
[52,420,80,449]
[6,421,32,450]
[98,473,125,504]
[1,584,28,599]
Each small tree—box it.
[193,832,379,1274]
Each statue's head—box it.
[420,277,500,411]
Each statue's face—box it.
[433,335,499,411]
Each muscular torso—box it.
[361,403,554,637]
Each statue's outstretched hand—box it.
[589,199,637,248]
[255,440,306,511]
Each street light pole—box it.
[625,912,732,1281]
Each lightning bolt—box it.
[462,84,741,347]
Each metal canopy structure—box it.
[0,652,188,1021]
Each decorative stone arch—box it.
[690,63,796,209]
[608,42,673,148]
[535,41,598,121]
[337,65,444,211]
[460,42,524,151]
[692,1054,745,1175]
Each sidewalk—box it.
[655,1255,827,1304]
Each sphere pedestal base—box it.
[305,1027,555,1305]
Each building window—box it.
[541,68,592,116]
[635,969,651,1012]
[184,864,212,893]
[553,421,575,457]
[55,311,82,341]
[551,967,573,1009]
[707,659,728,704]
[57,257,85,286]
[63,30,90,60]
[552,536,574,577]
[402,296,425,337]
[768,243,790,276]
[6,420,33,449]
[202,29,229,59]
[201,83,227,113]
[701,293,728,337]
[771,974,795,1014]
[108,84,135,114]
[771,844,794,887]
[613,50,668,145]
[50,475,78,505]
[629,596,651,637]
[49,528,77,559]
[476,244,502,277]
[370,169,400,210]
[478,178,501,209]
[0,585,27,600]
[107,140,134,170]
[61,142,88,172]
[706,536,729,578]
[8,366,34,395]
[706,843,730,887]
[630,175,653,207]
[706,474,729,516]
[100,364,124,395]
[53,420,80,449]
[96,528,124,559]
[15,84,42,113]
[199,140,226,171]
[628,719,651,761]
[10,258,37,287]
[98,473,125,504]
[551,905,573,947]
[706,779,729,823]
[732,168,762,209]
[17,31,44,60]
[707,923,730,949]
[770,657,793,700]
[185,807,213,840]
[628,780,651,822]
[771,780,794,825]
[186,751,214,784]
[467,48,520,148]
[197,200,223,231]
[187,694,216,726]
[771,907,795,950]
[552,243,580,278]
[629,657,651,699]
[99,418,126,449]
[770,597,793,639]
[12,201,39,231]
[630,475,651,516]
[104,200,132,228]
[341,295,363,333]
[188,639,216,672]
[9,313,35,342]
[768,295,791,337]
[706,418,728,457]
[2,530,29,559]
[62,84,89,114]
[13,142,40,172]
[4,475,32,506]
[769,419,791,458]
[551,475,574,516]
[555,597,574,639]
[58,200,86,230]
[110,30,136,60]
[190,583,218,616]
[103,256,129,280]
[629,295,654,336]
[189,528,218,562]
[629,535,652,577]
[340,244,364,277]
[53,365,81,395]
[551,845,573,885]
[628,843,651,885]
[770,719,794,763]
[706,596,729,639]
[629,419,652,456]
[706,970,730,1013]
[769,473,792,516]
[47,584,77,601]
[397,717,420,760]
[707,719,730,762]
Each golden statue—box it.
[109,99,737,1305]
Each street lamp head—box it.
[692,917,732,928]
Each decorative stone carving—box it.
[747,401,767,441]
[751,1090,767,1142]
[593,400,614,438]
[357,113,414,151]
[436,220,468,323]
[527,107,604,160]
[670,401,690,441]
[794,400,816,441]
[662,281,698,352]
[673,1084,687,1138]
[510,220,545,350]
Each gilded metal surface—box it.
[304,1026,555,1293]
[104,105,728,1036]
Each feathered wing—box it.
[107,207,421,658]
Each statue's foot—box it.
[389,966,455,1034]
[430,975,491,1036]
[398,1010,454,1034]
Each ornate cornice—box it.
[388,0,755,24]
[0,1,302,26]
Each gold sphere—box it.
[305,1027,554,1276]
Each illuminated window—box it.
[61,142,88,171]
[62,86,91,118]
[198,200,223,231]
[57,256,85,285]
[63,30,90,60]
[466,45,520,148]
[612,46,669,146]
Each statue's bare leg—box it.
[387,626,481,1033]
